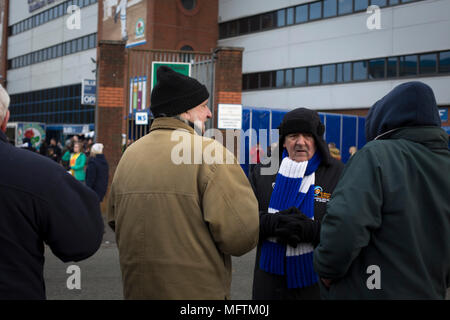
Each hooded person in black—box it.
[314,81,450,299]
[249,107,344,300]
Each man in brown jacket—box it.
[108,66,259,299]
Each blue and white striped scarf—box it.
[259,149,321,289]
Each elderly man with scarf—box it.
[249,108,344,300]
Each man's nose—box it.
[206,108,212,118]
[295,134,307,145]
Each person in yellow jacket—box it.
[108,66,259,300]
[62,142,86,183]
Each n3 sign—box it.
[83,95,96,105]
[136,112,148,125]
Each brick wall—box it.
[213,47,244,156]
[151,0,218,52]
[0,0,8,88]
[96,41,126,201]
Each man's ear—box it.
[1,110,10,133]
[181,111,191,121]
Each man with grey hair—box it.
[108,66,259,299]
[0,85,104,299]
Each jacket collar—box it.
[380,126,449,151]
[150,117,195,135]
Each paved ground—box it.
[44,218,256,300]
[44,216,450,300]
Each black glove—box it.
[274,213,321,247]
[259,207,306,239]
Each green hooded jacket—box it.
[314,82,450,299]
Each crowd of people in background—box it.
[19,134,109,202]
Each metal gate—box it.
[126,48,215,143]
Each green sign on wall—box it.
[151,62,191,90]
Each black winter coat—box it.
[249,153,343,300]
[0,131,104,300]
[86,154,109,202]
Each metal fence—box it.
[126,48,215,142]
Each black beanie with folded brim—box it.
[150,66,209,117]
[278,107,332,166]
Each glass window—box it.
[369,58,385,79]
[324,0,337,18]
[51,46,57,59]
[219,24,227,38]
[354,0,368,11]
[343,62,352,82]
[28,18,33,29]
[44,10,49,22]
[277,9,285,27]
[309,2,322,20]
[39,13,44,25]
[419,53,437,75]
[65,42,72,55]
[72,39,78,53]
[83,36,89,50]
[58,4,64,17]
[338,0,353,15]
[53,7,58,18]
[353,61,367,80]
[239,19,249,35]
[308,66,321,84]
[249,15,260,32]
[49,8,54,20]
[228,21,237,37]
[286,8,294,25]
[285,69,293,86]
[248,73,259,89]
[295,4,308,23]
[337,62,352,82]
[42,49,48,61]
[260,71,272,88]
[276,70,284,87]
[322,64,336,83]
[389,0,399,5]
[399,55,417,76]
[77,38,83,52]
[294,67,307,85]
[401,0,414,2]
[57,44,63,57]
[439,51,450,73]
[261,13,275,30]
[371,0,387,7]
[89,34,96,48]
[181,0,196,10]
[387,57,397,77]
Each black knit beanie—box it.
[278,107,331,165]
[150,66,209,117]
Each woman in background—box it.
[86,143,109,202]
